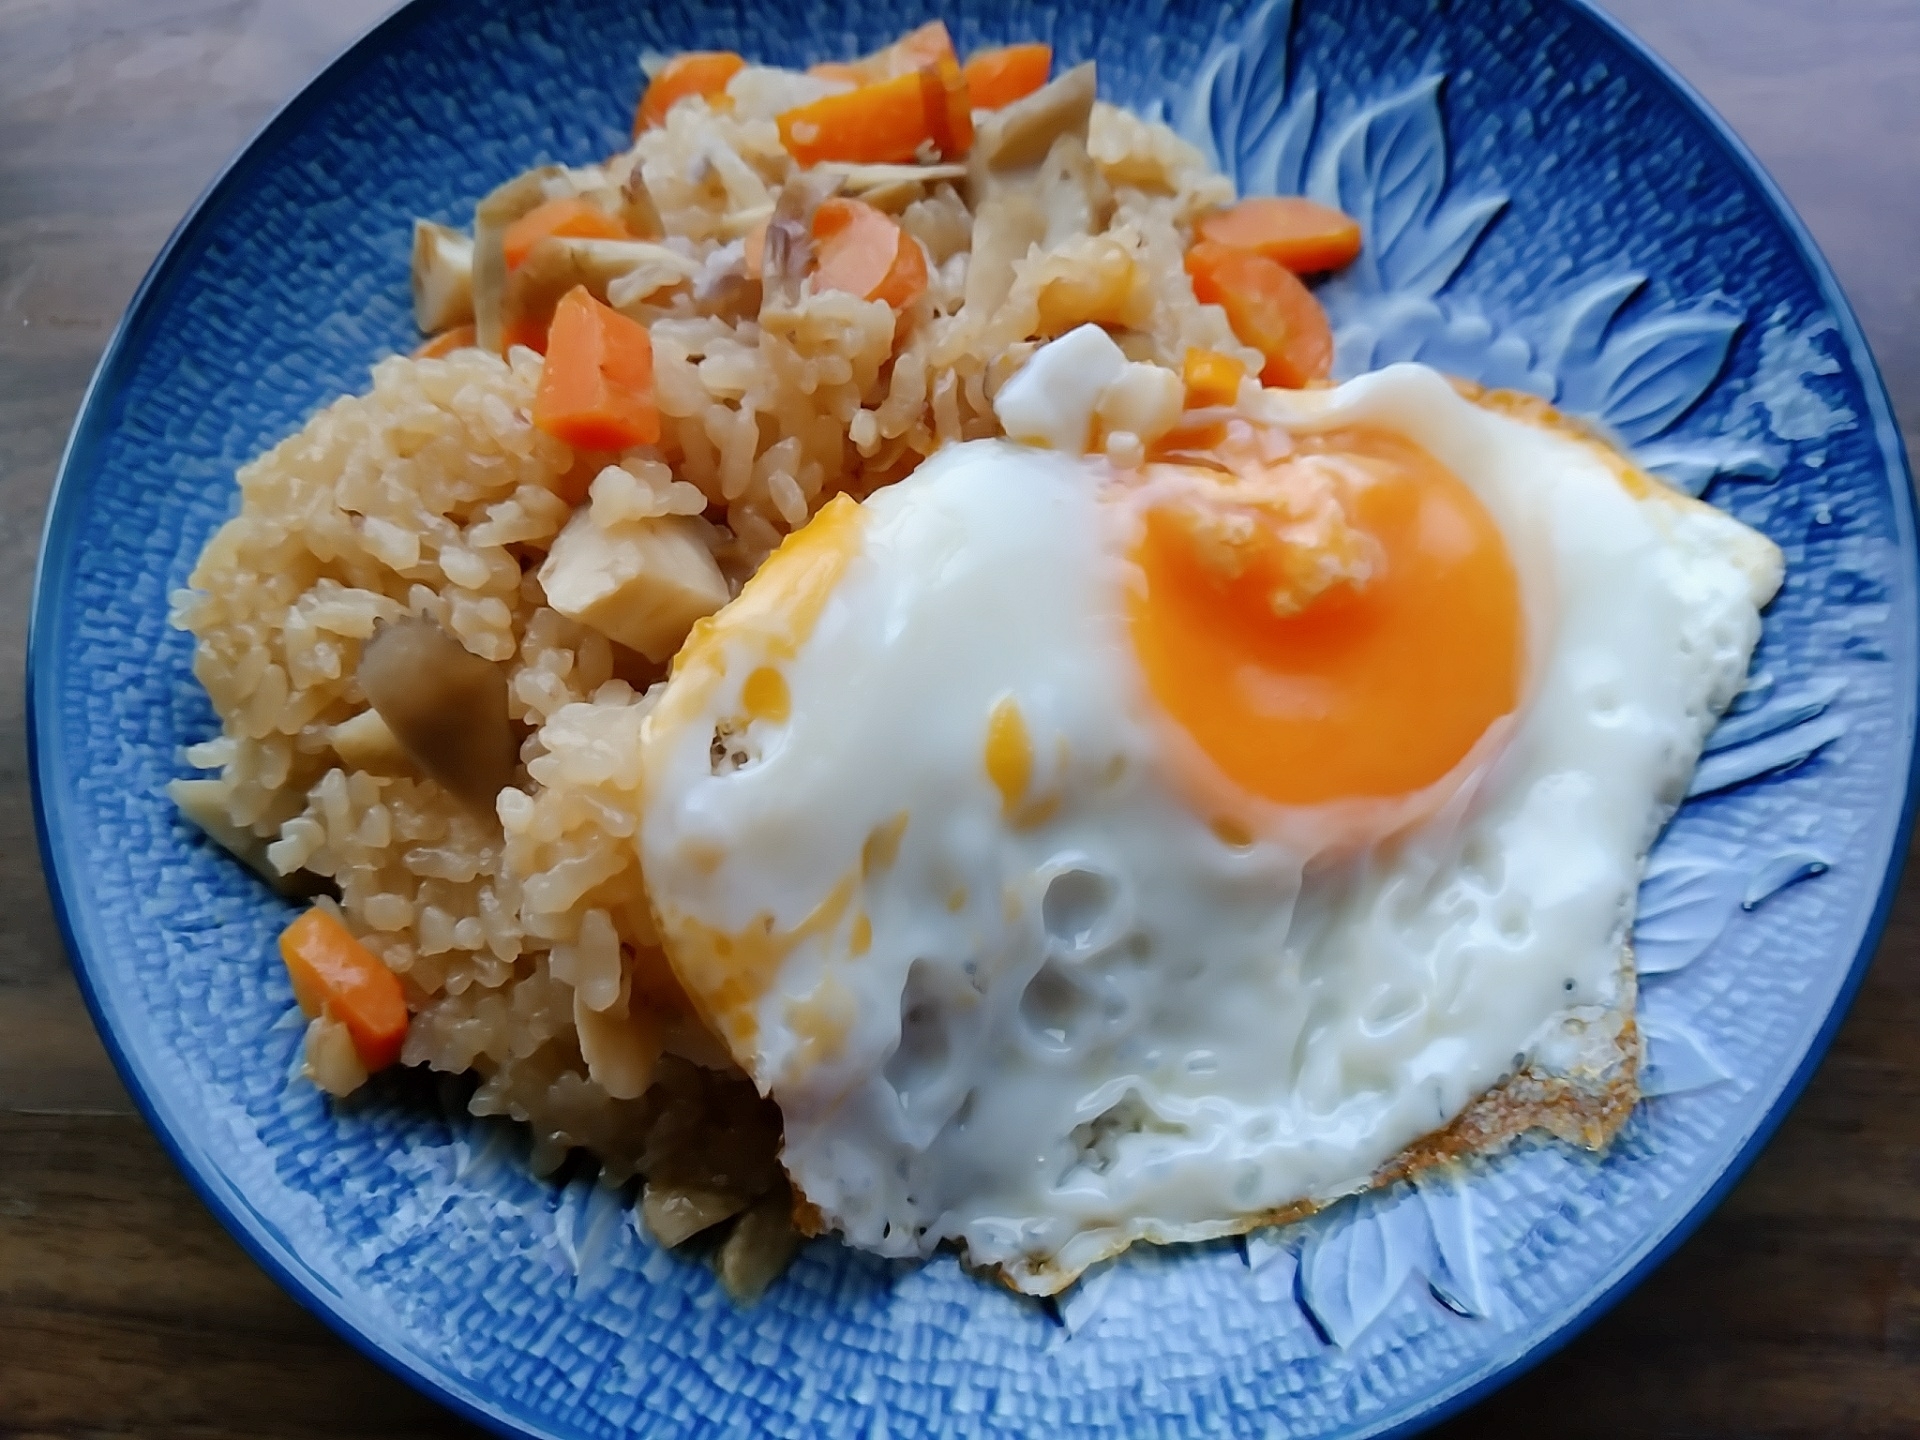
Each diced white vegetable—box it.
[327,708,412,774]
[538,510,729,662]
[992,323,1129,454]
[410,220,475,334]
[1095,361,1185,446]
[169,777,279,884]
[303,1012,369,1097]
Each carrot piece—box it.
[875,234,930,312]
[1155,418,1232,458]
[808,21,959,85]
[1194,195,1362,274]
[279,908,409,1073]
[503,313,553,356]
[812,198,928,310]
[779,71,927,165]
[635,50,747,134]
[532,285,661,450]
[962,43,1052,109]
[502,197,627,272]
[1185,241,1333,388]
[778,64,968,165]
[413,323,476,360]
[1182,346,1248,408]
[807,61,866,85]
[923,56,974,160]
[810,197,868,246]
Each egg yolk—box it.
[1128,426,1523,806]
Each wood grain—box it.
[1,1,1915,1435]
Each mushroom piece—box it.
[410,221,475,334]
[504,237,701,337]
[470,166,567,352]
[966,62,1099,198]
[814,161,969,214]
[619,166,665,239]
[961,63,1107,318]
[356,615,517,812]
[963,138,1112,318]
[1030,134,1109,248]
[963,190,1048,318]
[758,170,842,310]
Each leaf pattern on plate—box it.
[1689,681,1848,797]
[1546,275,1743,443]
[1294,1175,1486,1347]
[1334,293,1553,394]
[1639,1012,1733,1098]
[559,1180,630,1298]
[1634,845,1831,978]
[1308,77,1506,298]
[1051,1260,1118,1334]
[1634,860,1749,977]
[1633,438,1786,498]
[1177,0,1316,194]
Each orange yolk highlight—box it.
[741,665,790,723]
[1128,426,1523,806]
[984,695,1033,814]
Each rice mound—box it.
[170,62,1255,1287]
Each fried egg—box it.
[636,359,1783,1293]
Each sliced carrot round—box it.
[813,198,927,310]
[875,229,930,312]
[1185,241,1333,388]
[1194,195,1363,274]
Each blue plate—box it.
[28,0,1917,1434]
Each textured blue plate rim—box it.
[1369,2,1920,1430]
[22,1,1918,1437]
[23,4,537,1436]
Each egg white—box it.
[637,363,1782,1293]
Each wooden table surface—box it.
[3,2,1917,1435]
